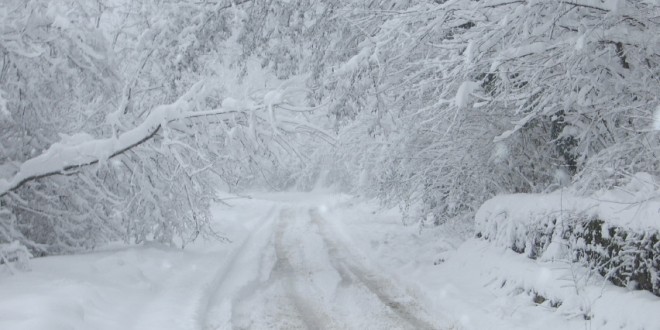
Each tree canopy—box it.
[1,0,658,254]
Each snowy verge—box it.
[475,172,660,296]
[435,239,660,330]
[0,195,274,330]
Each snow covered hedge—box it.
[0,241,31,273]
[476,173,660,296]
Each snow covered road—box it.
[202,196,444,329]
[0,193,448,330]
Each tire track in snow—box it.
[201,205,280,330]
[309,208,446,330]
[203,202,445,329]
[129,241,253,330]
[269,208,341,330]
[205,206,340,330]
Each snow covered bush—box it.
[0,241,32,273]
[476,173,660,296]
[573,219,659,295]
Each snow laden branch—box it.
[0,81,326,198]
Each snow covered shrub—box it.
[475,193,579,259]
[476,173,660,296]
[0,241,32,273]
[572,220,659,295]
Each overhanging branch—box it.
[0,86,333,198]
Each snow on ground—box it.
[324,196,660,330]
[1,191,658,329]
[0,194,278,330]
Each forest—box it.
[0,1,659,329]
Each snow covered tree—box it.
[0,0,328,255]
[1,0,657,255]
[0,0,121,253]
[299,0,659,225]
